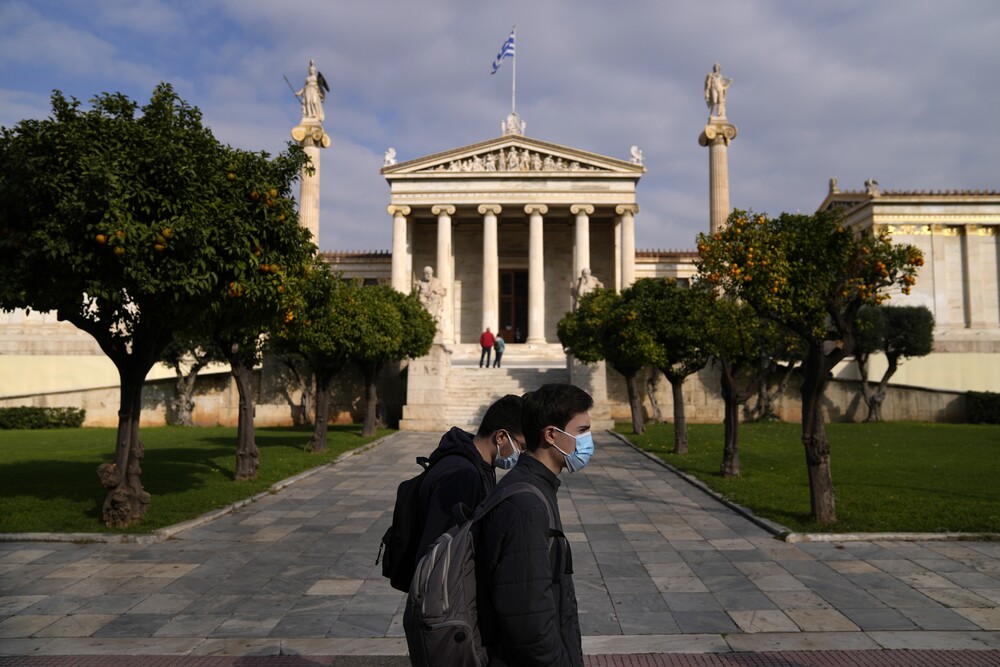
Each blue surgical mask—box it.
[495,431,523,470]
[552,427,595,473]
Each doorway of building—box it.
[499,270,528,343]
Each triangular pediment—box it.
[382,135,644,177]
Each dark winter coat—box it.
[476,455,583,667]
[415,426,495,562]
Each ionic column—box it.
[479,204,502,333]
[698,121,738,235]
[963,225,989,328]
[614,216,622,291]
[570,204,594,281]
[525,204,548,344]
[290,125,330,245]
[617,204,639,288]
[387,205,411,293]
[432,205,456,345]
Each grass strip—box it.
[617,421,1000,534]
[0,425,389,534]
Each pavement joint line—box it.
[0,431,402,546]
[607,428,1000,544]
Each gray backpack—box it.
[403,482,555,667]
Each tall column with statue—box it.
[698,63,738,236]
[290,60,331,245]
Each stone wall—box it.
[0,356,407,429]
[605,364,968,425]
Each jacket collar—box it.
[519,453,561,491]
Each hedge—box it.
[0,407,86,429]
[967,391,1000,424]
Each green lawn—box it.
[616,421,1000,535]
[0,425,389,534]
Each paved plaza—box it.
[1,430,999,665]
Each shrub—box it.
[967,391,1000,424]
[0,407,86,429]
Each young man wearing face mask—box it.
[477,383,593,667]
[414,394,525,563]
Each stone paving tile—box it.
[2,430,999,660]
[783,607,859,632]
[728,609,799,633]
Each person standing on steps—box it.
[480,327,495,368]
[493,333,506,368]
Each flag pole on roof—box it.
[491,26,516,115]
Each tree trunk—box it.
[668,375,688,454]
[800,347,837,524]
[310,371,332,453]
[720,371,741,478]
[625,371,645,435]
[645,372,663,424]
[168,360,204,426]
[361,363,380,437]
[231,361,259,480]
[97,365,152,527]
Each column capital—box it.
[699,121,738,147]
[291,124,331,148]
[477,204,502,216]
[431,204,456,217]
[386,204,411,217]
[524,204,549,215]
[615,204,639,216]
[570,204,595,216]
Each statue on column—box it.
[571,268,603,309]
[704,63,732,118]
[416,265,447,323]
[295,60,329,123]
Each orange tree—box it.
[273,259,352,452]
[854,305,934,422]
[696,209,923,524]
[0,85,309,525]
[625,278,713,453]
[557,287,655,434]
[202,147,314,480]
[341,283,435,437]
[703,296,801,478]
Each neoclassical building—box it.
[381,122,644,347]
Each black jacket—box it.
[415,426,495,561]
[477,455,583,667]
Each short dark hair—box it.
[521,383,594,451]
[476,394,524,438]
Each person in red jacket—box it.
[479,327,495,368]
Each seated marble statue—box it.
[416,265,446,322]
[572,267,603,308]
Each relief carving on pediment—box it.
[418,146,605,174]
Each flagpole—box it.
[511,26,517,116]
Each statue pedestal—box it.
[291,123,330,245]
[699,119,738,235]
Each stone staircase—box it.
[441,366,571,431]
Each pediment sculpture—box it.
[418,147,606,174]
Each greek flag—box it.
[491,29,515,75]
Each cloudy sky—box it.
[1,1,997,253]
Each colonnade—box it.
[387,203,639,345]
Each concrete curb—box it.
[606,429,1000,544]
[0,431,401,545]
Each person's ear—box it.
[542,426,557,447]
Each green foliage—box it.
[274,259,352,377]
[857,304,934,359]
[340,283,435,366]
[0,407,86,430]
[967,391,1000,424]
[696,209,924,345]
[0,425,387,533]
[623,278,713,380]
[556,288,619,364]
[620,421,1000,533]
